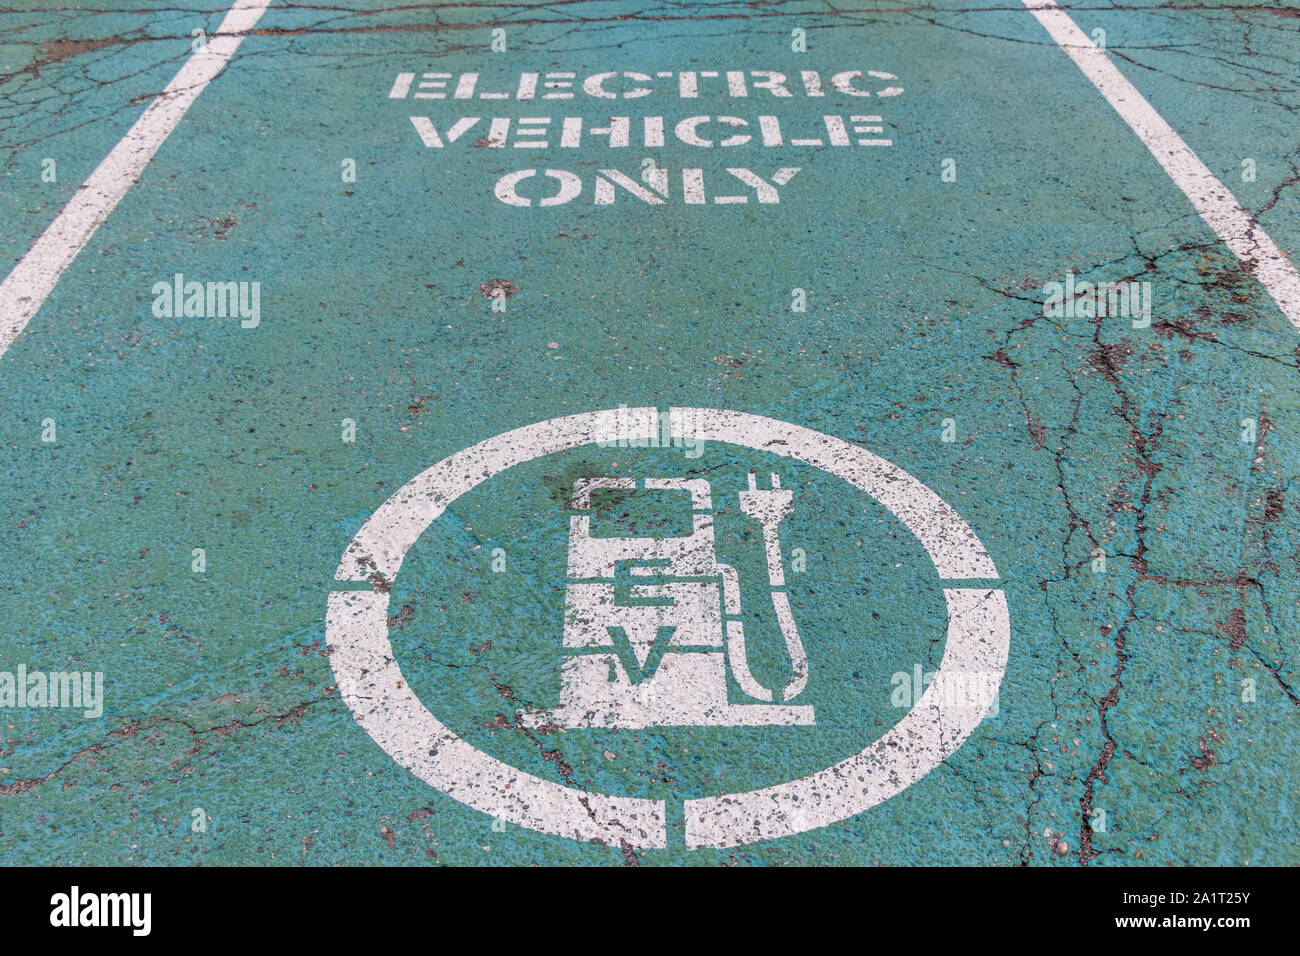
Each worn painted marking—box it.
[1023,0,1300,332]
[0,0,272,358]
[326,588,670,849]
[685,587,1010,848]
[327,408,1008,848]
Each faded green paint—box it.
[0,0,1296,865]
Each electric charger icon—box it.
[518,475,813,729]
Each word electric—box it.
[389,69,903,101]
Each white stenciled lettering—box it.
[493,168,583,206]
[493,167,801,206]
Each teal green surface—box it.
[0,0,1296,865]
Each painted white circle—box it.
[325,407,1010,850]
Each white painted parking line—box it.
[0,0,272,359]
[1023,0,1300,333]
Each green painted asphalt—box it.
[0,0,1296,865]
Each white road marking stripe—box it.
[0,0,272,358]
[1022,0,1300,333]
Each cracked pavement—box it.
[0,0,1296,865]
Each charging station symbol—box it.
[518,474,813,729]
